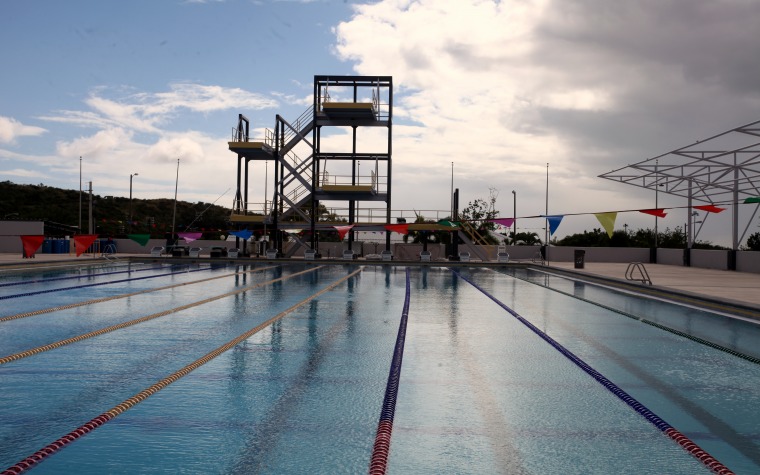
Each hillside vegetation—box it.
[1,181,231,238]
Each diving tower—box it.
[229,75,393,256]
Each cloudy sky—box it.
[2,0,760,245]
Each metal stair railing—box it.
[625,262,652,285]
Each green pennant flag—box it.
[437,220,460,227]
[128,234,151,246]
[744,197,760,204]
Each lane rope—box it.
[1,267,363,475]
[452,269,735,475]
[0,266,320,365]
[0,266,216,301]
[369,267,411,475]
[0,265,278,323]
[0,263,176,288]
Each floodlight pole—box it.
[171,159,180,249]
[79,157,82,233]
[129,172,138,233]
[512,190,516,244]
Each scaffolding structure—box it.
[599,119,760,259]
[228,75,393,256]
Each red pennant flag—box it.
[333,225,354,241]
[384,224,409,235]
[73,234,99,257]
[20,235,44,258]
[694,205,725,214]
[639,209,668,218]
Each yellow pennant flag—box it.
[594,212,617,238]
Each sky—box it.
[2,0,760,246]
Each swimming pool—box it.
[1,262,757,473]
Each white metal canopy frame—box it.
[599,119,760,250]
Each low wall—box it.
[2,228,759,274]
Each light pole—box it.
[511,190,516,244]
[129,172,139,233]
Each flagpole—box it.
[171,159,180,251]
[79,156,82,233]
[545,162,549,266]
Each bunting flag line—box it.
[229,229,253,240]
[178,232,203,243]
[73,234,99,257]
[744,197,760,204]
[694,204,725,214]
[639,209,667,218]
[333,225,354,241]
[127,234,151,246]
[544,216,564,236]
[20,235,44,258]
[594,212,618,238]
[384,224,409,235]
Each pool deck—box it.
[3,252,760,315]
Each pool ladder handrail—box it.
[625,262,652,285]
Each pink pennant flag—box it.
[639,209,667,218]
[178,232,203,243]
[333,225,354,240]
[489,218,515,228]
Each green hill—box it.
[1,181,232,238]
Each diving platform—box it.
[229,213,269,224]
[320,102,376,120]
[228,141,273,157]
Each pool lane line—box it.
[0,262,178,288]
[500,268,760,366]
[0,267,363,475]
[0,266,322,366]
[0,266,217,301]
[0,265,279,323]
[452,269,735,475]
[369,267,410,475]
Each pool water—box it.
[1,262,758,473]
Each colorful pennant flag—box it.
[639,209,667,218]
[489,218,515,228]
[178,232,203,243]
[436,220,460,227]
[744,197,760,204]
[594,212,618,238]
[384,224,409,235]
[333,225,354,240]
[127,234,151,246]
[20,235,44,258]
[229,229,253,240]
[694,204,725,213]
[73,234,99,257]
[545,216,564,236]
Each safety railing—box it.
[625,262,652,285]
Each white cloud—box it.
[0,116,47,144]
[41,83,279,134]
[332,0,760,242]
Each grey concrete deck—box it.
[549,261,760,311]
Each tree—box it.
[746,232,760,251]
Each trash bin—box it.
[42,239,52,254]
[574,249,586,269]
